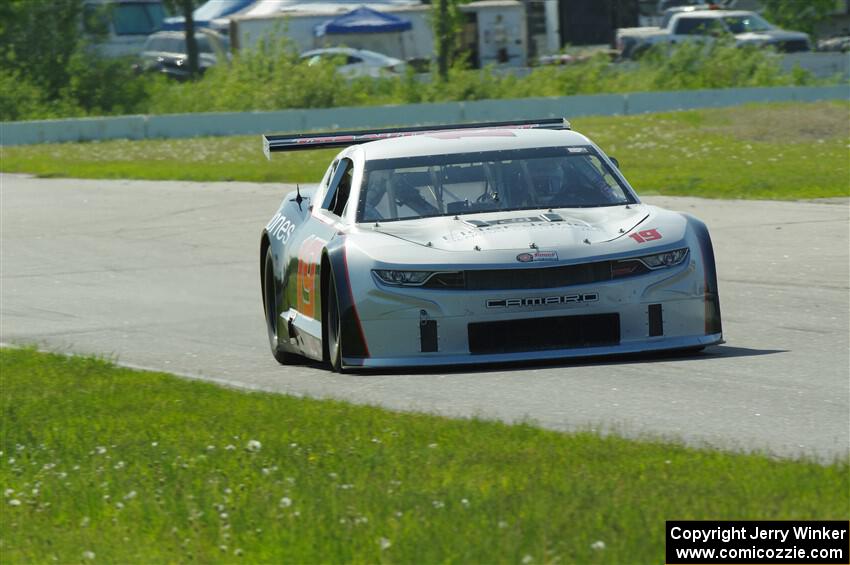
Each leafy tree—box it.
[432,0,466,80]
[759,0,837,38]
[0,0,88,99]
[0,0,150,119]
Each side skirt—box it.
[281,308,324,361]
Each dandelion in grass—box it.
[432,500,444,509]
[8,499,21,507]
[380,537,392,550]
[151,441,158,447]
[279,497,292,508]
[96,446,107,455]
[4,488,14,498]
[124,491,137,500]
[116,502,124,510]
[207,445,215,451]
[246,440,262,452]
[591,540,606,551]
[428,443,438,449]
[522,555,533,564]
[225,445,236,451]
[461,498,470,507]
[82,550,96,560]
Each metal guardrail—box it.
[1,85,848,146]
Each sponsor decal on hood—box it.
[516,250,558,262]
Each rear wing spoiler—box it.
[262,118,570,159]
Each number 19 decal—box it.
[629,228,662,244]
[296,236,325,318]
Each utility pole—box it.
[181,0,199,77]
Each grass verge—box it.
[2,101,848,200]
[1,348,847,563]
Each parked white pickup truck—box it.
[616,9,811,59]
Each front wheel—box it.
[263,247,293,365]
[325,275,343,372]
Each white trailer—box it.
[230,1,433,61]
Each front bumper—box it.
[343,332,722,368]
[344,256,722,369]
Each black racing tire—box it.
[325,274,343,372]
[263,247,293,365]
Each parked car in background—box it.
[83,0,166,58]
[300,48,407,78]
[616,9,811,58]
[134,30,229,80]
[817,35,850,52]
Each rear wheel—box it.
[263,247,292,364]
[326,275,343,372]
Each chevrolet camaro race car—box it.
[259,118,722,371]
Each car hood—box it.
[365,205,655,252]
[736,30,809,42]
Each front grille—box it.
[424,260,649,290]
[775,39,809,53]
[468,313,620,354]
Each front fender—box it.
[685,214,722,336]
[326,237,370,360]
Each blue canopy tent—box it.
[314,6,412,37]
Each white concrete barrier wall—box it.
[1,85,848,146]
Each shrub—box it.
[2,37,830,122]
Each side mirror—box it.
[610,157,620,169]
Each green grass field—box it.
[2,101,849,200]
[1,348,847,563]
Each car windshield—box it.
[113,3,165,35]
[722,14,773,33]
[357,146,635,222]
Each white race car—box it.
[260,119,722,371]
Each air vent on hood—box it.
[463,219,490,228]
[540,212,564,222]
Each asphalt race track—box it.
[3,173,848,460]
